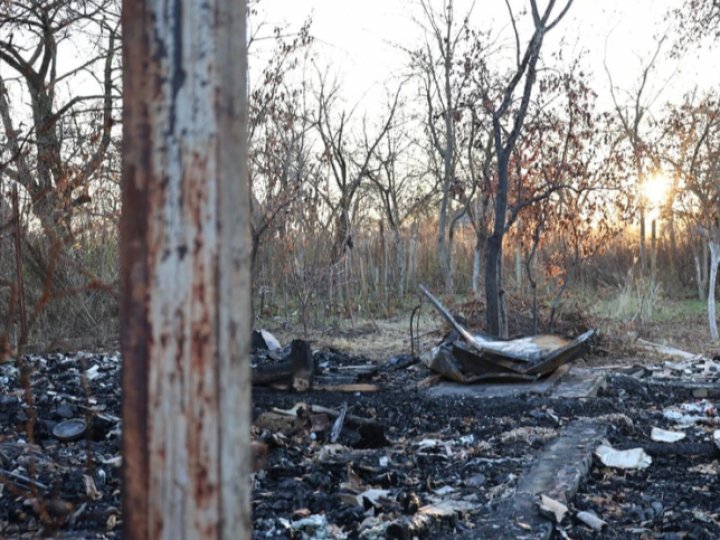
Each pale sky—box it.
[255,0,719,115]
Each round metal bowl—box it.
[52,418,87,442]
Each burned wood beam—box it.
[640,442,718,458]
[251,363,297,386]
[290,340,314,391]
[252,340,314,390]
[310,404,377,427]
[613,374,720,399]
[272,403,378,428]
[315,383,380,392]
[474,422,607,538]
[0,468,49,492]
[637,339,709,362]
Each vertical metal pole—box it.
[651,219,657,285]
[120,0,251,538]
[11,186,27,348]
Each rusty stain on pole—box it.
[120,0,251,538]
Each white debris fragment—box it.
[680,400,716,416]
[418,500,475,516]
[290,514,348,539]
[714,430,720,451]
[357,516,388,540]
[432,485,456,496]
[85,365,101,380]
[650,427,686,443]
[595,444,652,470]
[259,329,282,351]
[459,434,475,445]
[664,361,691,373]
[576,510,607,530]
[500,426,558,444]
[356,488,390,506]
[662,410,706,427]
[416,438,453,456]
[663,400,718,427]
[417,438,441,448]
[538,494,568,523]
[83,474,102,500]
[98,455,122,467]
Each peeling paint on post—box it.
[120,0,251,538]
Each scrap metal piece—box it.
[410,304,423,358]
[524,330,595,376]
[418,284,520,356]
[418,284,595,382]
[53,419,87,442]
[331,403,348,443]
[252,329,282,352]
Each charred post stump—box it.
[120,0,251,538]
[251,339,315,390]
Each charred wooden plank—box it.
[474,422,607,538]
[640,441,718,458]
[251,340,314,390]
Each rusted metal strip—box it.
[11,187,27,348]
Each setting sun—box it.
[641,174,672,209]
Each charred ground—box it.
[1,316,720,539]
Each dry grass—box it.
[264,309,446,361]
[261,285,719,371]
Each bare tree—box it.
[411,0,475,294]
[505,65,620,329]
[367,111,435,303]
[672,0,720,46]
[313,75,401,262]
[0,0,119,243]
[604,37,667,274]
[457,105,493,294]
[661,88,708,297]
[664,91,720,339]
[121,0,251,538]
[247,17,312,273]
[478,0,575,336]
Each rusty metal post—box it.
[11,186,27,348]
[120,0,251,538]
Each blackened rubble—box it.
[0,352,121,538]
[250,331,720,539]
[0,336,719,538]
